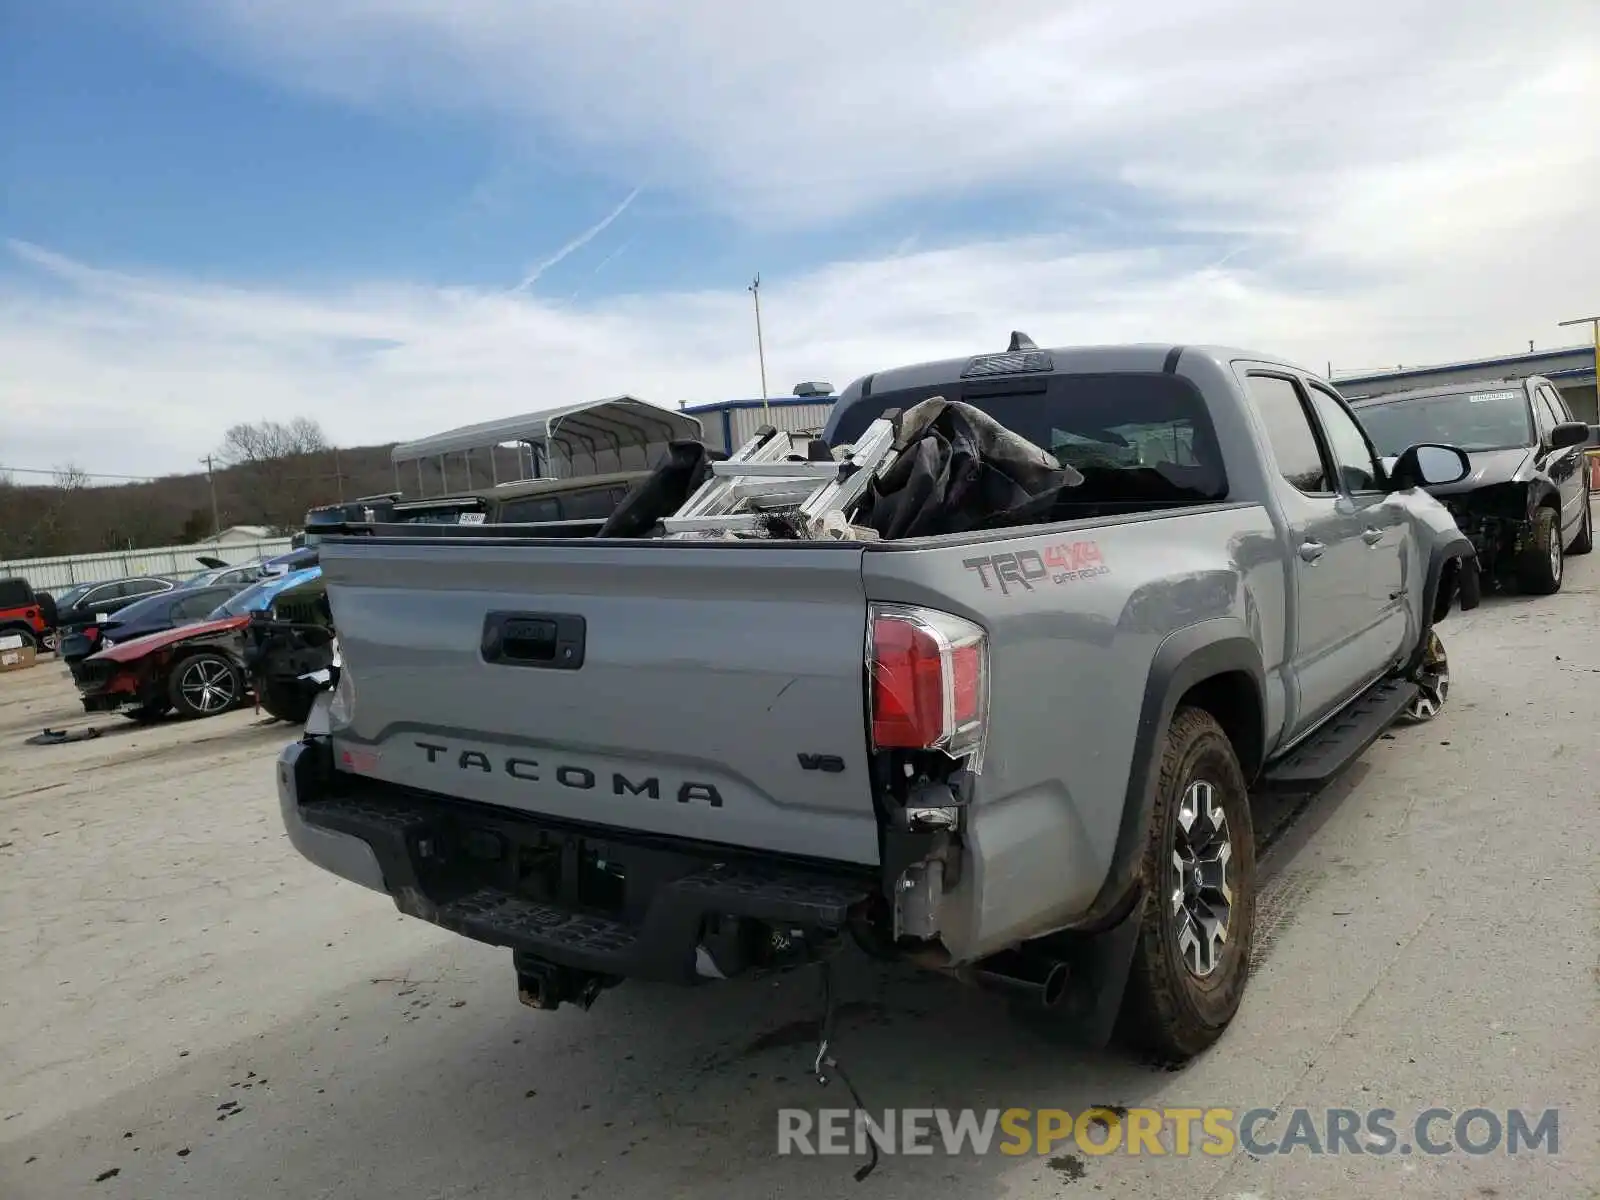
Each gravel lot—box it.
[3,551,1597,1200]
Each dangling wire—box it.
[811,958,880,1182]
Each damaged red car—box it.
[73,615,253,721]
[72,566,323,722]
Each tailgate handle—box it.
[481,612,586,670]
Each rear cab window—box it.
[828,372,1231,507]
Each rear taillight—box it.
[868,603,989,769]
[86,627,100,642]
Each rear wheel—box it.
[1116,707,1255,1061]
[168,652,243,719]
[1516,507,1563,594]
[257,677,316,724]
[1568,489,1593,556]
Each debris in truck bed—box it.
[854,397,1083,539]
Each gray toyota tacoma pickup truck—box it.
[278,341,1480,1061]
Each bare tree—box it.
[218,417,330,466]
[52,463,91,491]
[215,417,335,530]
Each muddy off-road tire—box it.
[1568,489,1593,556]
[1516,506,1564,595]
[1116,706,1256,1062]
[167,652,243,719]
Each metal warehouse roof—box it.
[1332,344,1596,394]
[390,396,704,464]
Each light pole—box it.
[749,273,769,417]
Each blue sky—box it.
[2,0,1597,477]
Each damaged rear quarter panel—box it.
[859,501,1282,960]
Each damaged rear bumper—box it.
[277,736,876,985]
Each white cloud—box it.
[5,1,1599,475]
[168,0,1600,229]
[3,211,1591,479]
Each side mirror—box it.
[1550,421,1590,451]
[1389,443,1471,490]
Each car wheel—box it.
[1568,489,1593,556]
[167,652,243,719]
[1116,706,1255,1062]
[1516,506,1563,595]
[257,677,316,724]
[1399,630,1449,723]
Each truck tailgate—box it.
[320,538,880,865]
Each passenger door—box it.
[1243,372,1380,734]
[1535,384,1586,543]
[1304,381,1412,665]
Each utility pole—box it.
[334,445,345,502]
[749,273,769,414]
[200,455,221,539]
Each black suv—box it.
[51,575,180,632]
[1350,375,1594,594]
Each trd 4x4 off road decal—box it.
[963,541,1110,595]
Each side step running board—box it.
[1258,678,1419,794]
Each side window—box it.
[559,487,624,521]
[1537,387,1569,431]
[124,578,169,599]
[82,584,118,610]
[1245,374,1330,494]
[172,591,221,619]
[1530,390,1557,440]
[499,497,561,523]
[1306,385,1382,493]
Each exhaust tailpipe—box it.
[971,949,1070,1009]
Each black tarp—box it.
[853,398,1084,539]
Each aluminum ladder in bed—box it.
[660,417,901,537]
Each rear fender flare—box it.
[1078,619,1266,930]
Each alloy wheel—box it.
[1171,779,1234,979]
[1403,631,1449,722]
[179,658,237,714]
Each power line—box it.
[0,465,157,482]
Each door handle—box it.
[1299,540,1325,563]
[1362,527,1384,545]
